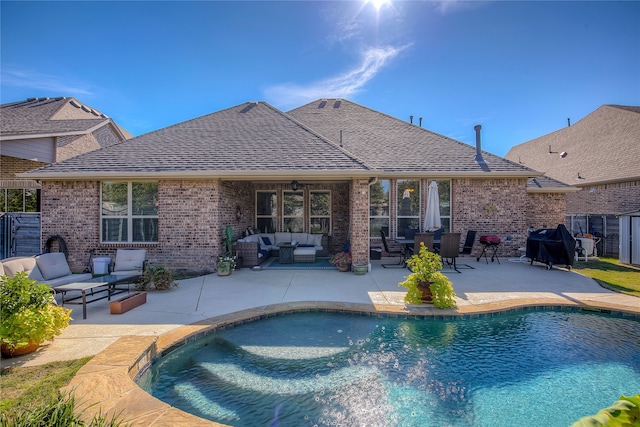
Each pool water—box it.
[139,310,640,427]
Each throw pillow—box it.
[262,236,272,245]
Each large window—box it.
[369,179,390,237]
[256,191,277,233]
[310,190,331,234]
[283,191,304,232]
[397,179,421,237]
[437,180,451,232]
[101,182,158,243]
[0,188,40,213]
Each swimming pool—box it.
[139,309,640,427]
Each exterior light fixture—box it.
[291,180,299,191]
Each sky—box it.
[1,1,639,157]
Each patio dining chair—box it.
[439,232,462,273]
[461,230,477,256]
[380,230,407,268]
[414,233,435,254]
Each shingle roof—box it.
[22,99,570,192]
[287,99,536,176]
[0,97,111,137]
[505,105,640,186]
[23,102,372,179]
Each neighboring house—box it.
[1,97,132,256]
[505,105,640,256]
[21,99,572,273]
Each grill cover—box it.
[526,224,575,267]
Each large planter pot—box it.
[217,262,232,276]
[110,292,147,314]
[352,264,368,275]
[1,341,39,358]
[417,281,433,303]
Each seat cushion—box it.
[114,249,146,272]
[36,253,72,280]
[2,257,44,281]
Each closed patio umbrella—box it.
[423,180,441,231]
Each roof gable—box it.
[0,97,110,137]
[288,99,536,176]
[505,105,640,185]
[24,102,372,178]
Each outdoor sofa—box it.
[236,232,324,267]
[0,253,92,289]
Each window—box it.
[436,180,451,232]
[369,179,390,237]
[310,191,331,234]
[256,191,277,233]
[101,182,158,243]
[283,191,304,232]
[0,188,40,213]
[397,179,421,237]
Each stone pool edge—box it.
[62,299,640,427]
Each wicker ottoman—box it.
[293,247,316,263]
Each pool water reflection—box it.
[139,310,640,427]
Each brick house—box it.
[20,99,572,273]
[1,97,131,256]
[506,105,640,256]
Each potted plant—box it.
[137,263,178,291]
[329,251,352,272]
[218,225,237,276]
[0,273,72,357]
[217,255,237,276]
[399,242,457,309]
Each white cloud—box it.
[265,44,409,109]
[1,67,94,97]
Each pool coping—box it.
[62,298,640,427]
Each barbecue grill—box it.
[526,224,575,270]
[478,235,501,263]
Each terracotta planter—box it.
[1,341,39,358]
[110,292,147,314]
[337,264,350,272]
[417,281,433,303]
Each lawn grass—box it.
[0,357,92,416]
[572,257,640,297]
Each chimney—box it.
[409,115,413,124]
[474,124,486,165]
[419,117,422,127]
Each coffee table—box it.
[56,274,139,319]
[278,242,297,264]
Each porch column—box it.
[350,179,370,266]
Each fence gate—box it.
[0,213,41,258]
[566,214,619,258]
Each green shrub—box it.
[0,273,71,351]
[572,394,640,426]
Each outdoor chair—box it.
[414,233,435,254]
[439,232,462,273]
[111,249,147,278]
[380,230,407,268]
[461,230,477,256]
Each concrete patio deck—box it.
[2,257,638,426]
[2,256,638,369]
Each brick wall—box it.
[567,179,640,214]
[41,181,101,271]
[1,155,47,179]
[57,125,124,161]
[451,178,565,257]
[349,179,369,265]
[40,177,567,272]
